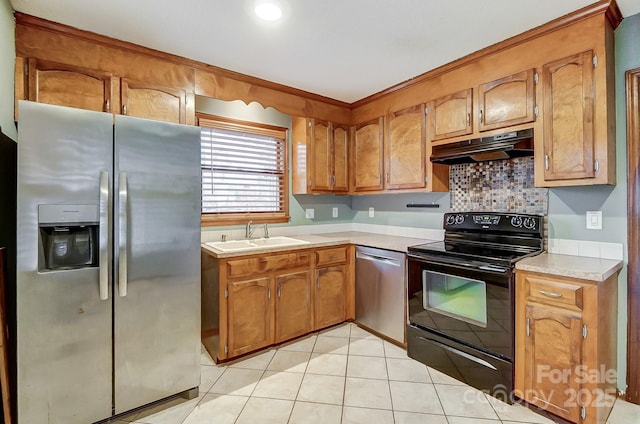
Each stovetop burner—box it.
[408,212,544,266]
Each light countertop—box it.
[515,252,623,281]
[201,231,435,258]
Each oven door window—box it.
[422,270,487,327]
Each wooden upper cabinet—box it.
[27,58,114,113]
[352,117,384,192]
[386,105,426,190]
[541,51,595,181]
[275,271,312,343]
[292,118,349,194]
[332,124,350,192]
[309,120,332,192]
[121,79,187,124]
[428,88,473,141]
[478,69,537,132]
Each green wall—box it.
[0,0,15,140]
[195,96,355,235]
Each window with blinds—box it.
[198,115,289,226]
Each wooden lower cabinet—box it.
[314,265,347,329]
[202,245,353,362]
[227,277,274,358]
[275,271,312,342]
[515,270,618,424]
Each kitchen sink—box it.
[205,236,310,252]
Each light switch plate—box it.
[368,207,375,218]
[586,210,602,230]
[305,208,314,219]
[332,207,338,218]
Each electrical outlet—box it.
[305,208,314,219]
[586,211,602,230]
[332,207,338,218]
[368,207,375,218]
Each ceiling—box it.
[9,0,640,104]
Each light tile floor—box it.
[111,323,640,424]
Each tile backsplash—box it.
[449,157,548,215]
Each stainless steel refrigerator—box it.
[16,101,202,423]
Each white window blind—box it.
[199,118,287,217]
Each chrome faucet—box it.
[263,223,269,239]
[245,220,254,239]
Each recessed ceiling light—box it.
[254,1,282,21]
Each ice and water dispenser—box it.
[38,204,99,271]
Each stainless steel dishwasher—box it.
[355,246,406,344]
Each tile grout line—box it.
[381,339,398,424]
[287,332,320,423]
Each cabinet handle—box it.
[386,172,390,183]
[277,284,281,298]
[544,155,549,170]
[105,100,110,113]
[466,113,470,125]
[539,290,563,298]
[594,159,600,173]
[267,287,271,300]
[479,109,483,123]
[526,318,530,337]
[122,104,127,115]
[329,255,337,260]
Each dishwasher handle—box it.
[356,251,402,267]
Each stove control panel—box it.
[444,212,543,235]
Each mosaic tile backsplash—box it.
[449,157,548,215]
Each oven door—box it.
[407,254,513,360]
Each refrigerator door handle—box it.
[99,171,110,300]
[118,171,128,297]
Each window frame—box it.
[197,113,290,227]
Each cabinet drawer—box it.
[226,252,311,279]
[525,275,583,310]
[316,247,348,266]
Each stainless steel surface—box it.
[16,101,201,423]
[355,246,405,343]
[113,114,201,415]
[99,171,110,301]
[38,203,99,224]
[118,171,128,297]
[17,101,113,423]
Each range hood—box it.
[431,128,534,165]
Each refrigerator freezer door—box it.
[16,101,114,423]
[113,115,201,413]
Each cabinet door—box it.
[27,58,113,113]
[352,117,384,192]
[429,88,472,141]
[478,69,536,131]
[275,271,312,342]
[386,104,426,190]
[332,124,350,192]
[542,51,595,181]
[314,265,346,329]
[524,304,583,423]
[309,119,332,191]
[227,277,274,357]
[121,78,186,124]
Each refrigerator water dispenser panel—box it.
[38,204,99,271]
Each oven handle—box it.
[414,333,498,370]
[408,254,509,274]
